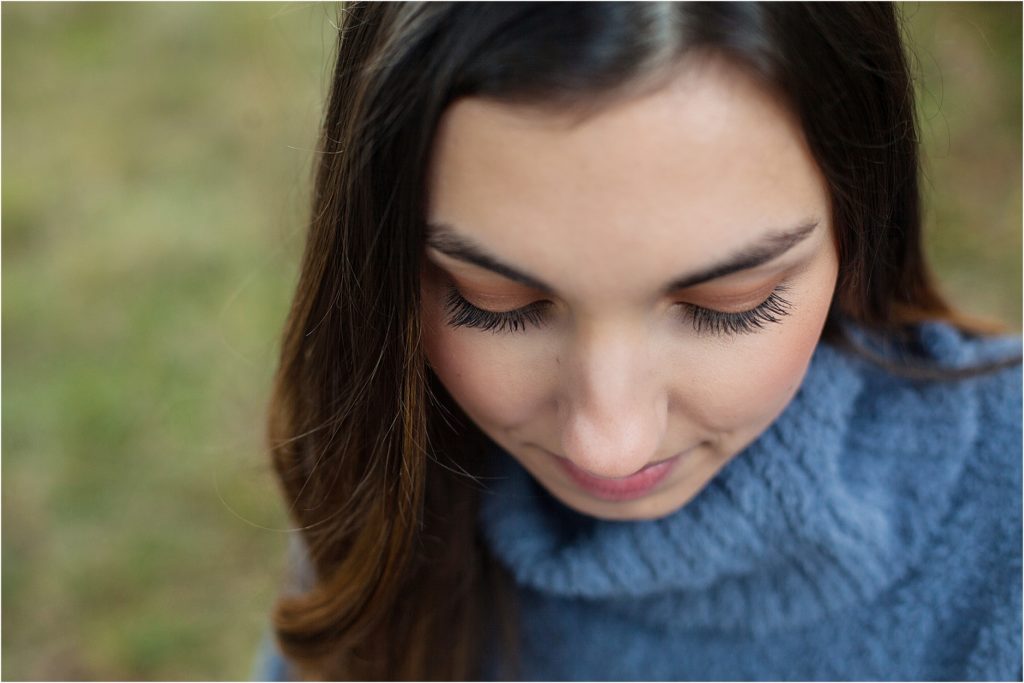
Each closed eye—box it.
[442,285,551,334]
[440,282,793,336]
[679,284,793,335]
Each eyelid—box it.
[432,258,546,304]
[440,280,794,336]
[677,282,782,311]
[453,288,540,312]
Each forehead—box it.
[426,56,829,299]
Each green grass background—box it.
[2,3,1020,680]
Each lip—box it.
[549,449,687,502]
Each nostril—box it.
[558,388,669,462]
[558,440,664,479]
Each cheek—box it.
[681,280,834,434]
[677,341,808,436]
[723,330,816,422]
[420,281,543,432]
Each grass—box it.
[2,3,1020,679]
[3,3,334,678]
[903,2,1022,327]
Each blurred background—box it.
[2,2,1020,679]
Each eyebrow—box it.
[424,219,819,296]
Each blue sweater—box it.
[476,322,1023,681]
[251,321,1022,681]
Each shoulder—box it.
[960,331,1023,430]
[835,319,1019,436]
[831,318,1022,501]
[912,322,1022,470]
[836,322,1022,678]
[836,319,1022,426]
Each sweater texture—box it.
[250,322,1022,681]
[476,321,1023,681]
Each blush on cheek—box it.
[690,319,823,434]
[421,304,539,434]
[745,334,816,412]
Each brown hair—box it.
[265,2,1016,679]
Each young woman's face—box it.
[420,57,839,521]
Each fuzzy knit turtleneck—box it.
[476,322,1022,681]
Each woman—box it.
[253,2,1022,680]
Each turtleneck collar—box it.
[477,324,984,636]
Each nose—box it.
[557,325,667,479]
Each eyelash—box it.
[687,285,792,335]
[441,283,793,336]
[442,285,551,334]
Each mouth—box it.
[545,448,691,502]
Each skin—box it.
[419,55,840,521]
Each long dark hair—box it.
[266,3,1014,680]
